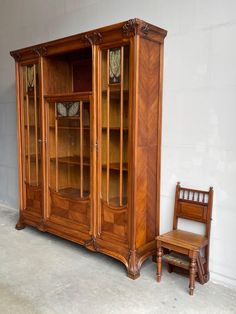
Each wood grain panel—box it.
[25,184,42,214]
[177,202,207,222]
[101,200,128,242]
[146,145,157,241]
[50,190,90,226]
[135,37,161,248]
[135,147,147,247]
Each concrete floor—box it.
[0,206,236,314]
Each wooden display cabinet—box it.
[10,19,167,279]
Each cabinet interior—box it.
[44,47,92,95]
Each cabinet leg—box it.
[204,272,210,283]
[157,247,162,282]
[15,219,26,230]
[127,249,140,280]
[189,258,197,295]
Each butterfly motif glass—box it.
[57,102,80,117]
[109,48,121,84]
[27,65,34,92]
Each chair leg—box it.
[189,258,197,295]
[156,247,162,282]
[167,263,173,273]
[204,245,210,283]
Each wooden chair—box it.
[156,182,213,295]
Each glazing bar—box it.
[26,68,30,184]
[119,47,124,206]
[55,103,58,192]
[106,49,110,203]
[33,65,38,186]
[80,100,83,198]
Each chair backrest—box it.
[173,182,213,238]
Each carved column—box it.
[81,32,102,46]
[33,46,47,57]
[10,52,22,62]
[122,19,150,37]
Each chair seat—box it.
[156,229,208,251]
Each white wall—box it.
[0,0,236,287]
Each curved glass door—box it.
[47,96,91,229]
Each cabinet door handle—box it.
[38,139,47,143]
[91,142,98,152]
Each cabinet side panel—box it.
[136,147,147,247]
[135,37,161,248]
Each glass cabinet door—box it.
[47,98,91,228]
[22,63,42,214]
[100,46,129,208]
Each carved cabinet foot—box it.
[127,269,140,280]
[15,220,26,230]
[127,249,141,280]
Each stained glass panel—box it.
[109,48,121,84]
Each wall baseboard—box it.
[211,272,236,289]
[0,202,17,212]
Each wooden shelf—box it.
[102,89,129,100]
[25,154,40,161]
[50,156,90,166]
[52,187,89,200]
[109,83,121,88]
[23,94,39,100]
[24,125,39,128]
[57,116,80,121]
[49,125,90,131]
[102,127,128,131]
[102,162,128,171]
[44,91,92,102]
[28,157,127,170]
